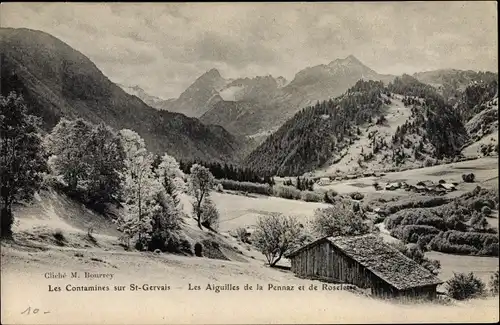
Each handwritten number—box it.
[21,307,48,315]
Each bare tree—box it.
[252,214,302,267]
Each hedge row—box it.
[217,179,272,195]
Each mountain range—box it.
[125,55,395,141]
[0,27,244,163]
[118,83,167,108]
[2,27,497,176]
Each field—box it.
[317,157,498,197]
[211,192,328,232]
[426,251,498,286]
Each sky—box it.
[1,2,498,99]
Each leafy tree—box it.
[312,201,369,237]
[116,132,183,252]
[252,214,302,267]
[198,198,220,231]
[46,119,125,205]
[118,129,159,247]
[147,190,182,252]
[46,118,93,190]
[188,164,215,229]
[84,123,125,204]
[0,92,47,237]
[155,153,185,208]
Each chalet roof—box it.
[287,235,443,290]
[385,182,400,190]
[417,180,434,187]
[438,183,456,190]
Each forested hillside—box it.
[245,77,471,176]
[244,80,388,176]
[388,75,469,159]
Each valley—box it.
[0,5,498,323]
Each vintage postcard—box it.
[0,2,498,324]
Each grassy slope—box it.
[462,130,498,158]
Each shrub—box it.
[217,179,272,195]
[235,227,250,244]
[482,199,496,210]
[382,196,449,215]
[178,238,193,255]
[194,242,203,257]
[416,234,435,252]
[481,206,492,216]
[446,272,486,300]
[462,173,475,183]
[444,215,467,232]
[363,203,374,212]
[323,189,338,203]
[312,202,369,237]
[373,213,386,224]
[389,225,440,244]
[53,230,65,243]
[424,157,436,167]
[350,192,365,200]
[385,208,445,230]
[153,230,188,254]
[301,191,323,202]
[352,201,360,213]
[480,243,499,256]
[429,230,499,256]
[490,270,499,295]
[273,185,302,200]
[252,214,302,267]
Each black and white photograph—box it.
[0,2,498,324]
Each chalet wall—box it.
[397,284,438,299]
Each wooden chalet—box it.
[286,235,443,299]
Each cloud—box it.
[1,2,497,98]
